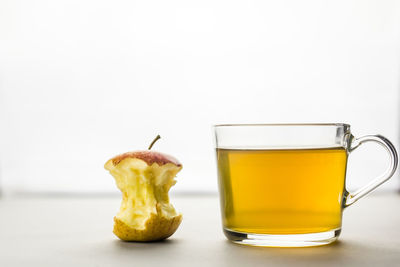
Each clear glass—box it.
[214,124,398,247]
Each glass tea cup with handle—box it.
[214,124,398,247]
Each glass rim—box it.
[213,123,350,128]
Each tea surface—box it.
[217,148,348,234]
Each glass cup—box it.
[214,124,398,247]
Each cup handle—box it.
[345,134,398,207]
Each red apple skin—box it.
[109,150,182,167]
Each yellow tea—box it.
[217,148,348,234]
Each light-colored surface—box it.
[0,193,400,266]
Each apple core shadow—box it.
[113,238,180,250]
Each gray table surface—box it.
[0,193,399,267]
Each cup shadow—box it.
[225,238,343,251]
[222,238,399,263]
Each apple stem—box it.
[148,135,161,150]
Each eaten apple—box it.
[104,135,182,241]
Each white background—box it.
[0,0,399,194]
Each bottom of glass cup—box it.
[223,228,341,247]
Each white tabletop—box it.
[0,193,399,266]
